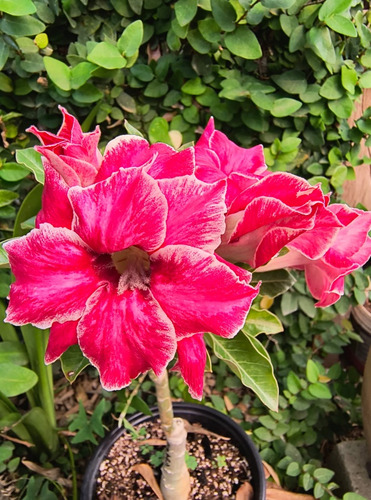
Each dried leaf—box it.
[236,482,254,500]
[132,463,164,500]
[0,433,34,448]
[223,394,234,412]
[266,487,314,500]
[263,460,281,486]
[183,420,230,440]
[22,460,60,480]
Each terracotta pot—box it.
[80,402,266,499]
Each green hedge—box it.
[0,0,370,215]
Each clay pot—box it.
[80,402,266,499]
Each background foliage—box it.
[0,0,370,498]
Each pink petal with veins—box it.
[158,176,226,252]
[69,168,168,254]
[150,245,259,339]
[173,334,206,400]
[4,224,105,329]
[78,285,176,390]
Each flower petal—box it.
[96,135,150,182]
[145,145,195,179]
[45,320,79,364]
[150,245,259,339]
[35,161,74,229]
[173,334,206,400]
[69,168,168,254]
[158,175,226,252]
[5,224,104,328]
[77,285,176,390]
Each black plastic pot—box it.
[80,402,266,499]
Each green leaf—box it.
[306,26,336,64]
[330,164,348,188]
[328,95,353,119]
[243,306,283,337]
[187,29,212,54]
[148,117,172,145]
[289,25,305,53]
[144,79,169,97]
[298,295,316,318]
[130,64,154,82]
[0,302,18,342]
[70,399,108,444]
[261,0,295,8]
[73,83,103,103]
[43,57,71,91]
[0,14,45,36]
[131,395,152,416]
[15,148,44,184]
[205,331,279,411]
[287,371,302,395]
[211,0,236,32]
[272,70,307,95]
[281,292,298,316]
[0,0,36,15]
[87,42,126,70]
[70,62,96,89]
[0,363,38,397]
[325,15,357,37]
[22,407,58,454]
[344,494,370,500]
[117,20,144,57]
[13,183,43,237]
[181,77,206,95]
[225,26,262,60]
[286,461,301,476]
[124,120,144,137]
[313,467,335,483]
[306,359,319,383]
[0,190,18,208]
[271,98,302,117]
[320,75,344,100]
[308,382,332,399]
[359,71,371,89]
[0,163,29,182]
[175,0,198,27]
[0,342,28,366]
[0,44,9,71]
[60,345,90,383]
[318,0,352,21]
[253,426,274,442]
[261,0,296,9]
[252,269,296,298]
[341,65,357,94]
[198,17,221,43]
[0,73,12,93]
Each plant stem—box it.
[35,329,56,428]
[118,373,147,427]
[150,370,190,500]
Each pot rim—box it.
[80,401,266,500]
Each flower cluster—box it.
[5,108,371,398]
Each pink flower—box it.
[257,204,371,306]
[30,107,195,229]
[216,173,328,268]
[5,168,259,397]
[195,117,268,208]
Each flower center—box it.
[111,246,151,291]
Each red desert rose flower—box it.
[30,107,195,229]
[194,117,268,209]
[257,204,371,306]
[216,172,328,268]
[5,168,259,399]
